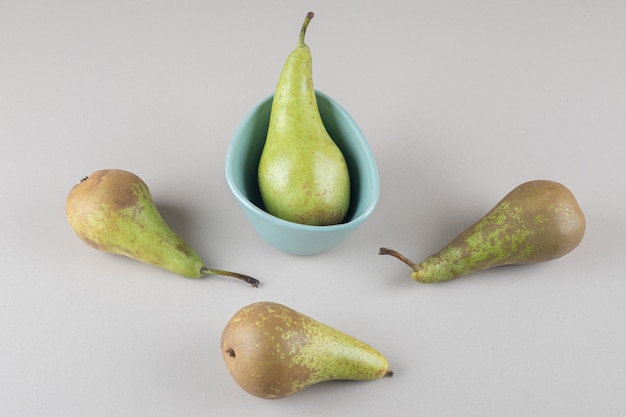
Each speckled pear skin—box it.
[382,180,585,283]
[221,302,392,399]
[65,169,205,278]
[258,12,350,226]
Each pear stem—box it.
[299,11,314,46]
[378,247,418,271]
[200,267,260,288]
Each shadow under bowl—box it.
[225,90,379,255]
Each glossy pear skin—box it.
[66,169,206,277]
[258,12,351,226]
[221,302,392,399]
[381,180,585,283]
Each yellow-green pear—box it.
[258,12,351,226]
[221,301,392,399]
[380,180,585,283]
[66,169,259,287]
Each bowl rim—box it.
[225,90,380,233]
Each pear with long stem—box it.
[258,11,351,226]
[380,180,585,283]
[66,169,259,287]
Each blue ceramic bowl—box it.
[225,90,379,255]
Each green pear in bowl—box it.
[221,302,393,399]
[258,12,351,226]
[66,169,259,287]
[380,180,585,283]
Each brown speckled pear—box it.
[221,302,392,399]
[380,180,585,283]
[258,12,351,226]
[65,169,259,287]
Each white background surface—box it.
[2,1,625,416]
